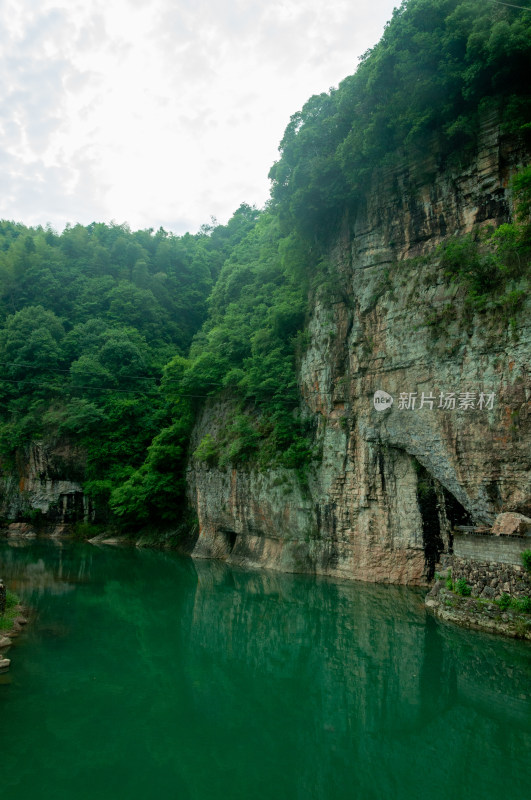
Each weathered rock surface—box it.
[491,512,531,537]
[188,117,531,585]
[0,440,91,526]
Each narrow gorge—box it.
[1,0,530,640]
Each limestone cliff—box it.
[0,440,91,526]
[188,116,531,585]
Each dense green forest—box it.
[0,0,530,530]
[269,0,531,239]
[0,208,260,523]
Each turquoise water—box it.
[1,540,530,800]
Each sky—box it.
[0,0,399,236]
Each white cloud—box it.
[0,0,398,234]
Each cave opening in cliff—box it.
[221,529,237,554]
[441,488,473,529]
[414,460,444,581]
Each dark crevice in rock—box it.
[316,503,339,569]
[485,479,503,514]
[414,460,445,581]
[377,449,386,494]
[221,529,237,554]
[442,488,473,529]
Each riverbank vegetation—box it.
[0,586,21,633]
[0,0,530,530]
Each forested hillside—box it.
[269,0,531,239]
[0,0,530,531]
[0,207,259,523]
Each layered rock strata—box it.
[0,440,91,526]
[188,118,531,585]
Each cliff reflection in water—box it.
[1,541,529,800]
[185,560,531,799]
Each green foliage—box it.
[455,578,471,597]
[491,592,531,613]
[446,570,453,590]
[72,521,103,540]
[513,596,531,613]
[223,415,260,465]
[497,593,511,610]
[193,434,220,466]
[439,177,531,321]
[0,211,259,526]
[1,0,530,532]
[441,237,500,304]
[521,550,531,572]
[109,412,194,523]
[512,165,531,224]
[269,0,531,242]
[25,508,46,526]
[175,212,313,469]
[4,589,18,611]
[0,588,20,632]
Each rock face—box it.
[491,512,531,537]
[425,585,531,641]
[188,116,531,585]
[0,440,91,525]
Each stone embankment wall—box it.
[453,531,529,565]
[425,517,531,638]
[425,583,531,640]
[442,553,530,600]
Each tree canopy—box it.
[0,0,529,529]
[269,0,531,240]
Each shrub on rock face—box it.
[455,578,471,597]
[515,596,531,613]
[521,550,531,572]
[498,593,511,610]
[193,434,219,467]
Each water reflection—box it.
[0,541,529,800]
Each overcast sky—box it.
[0,0,398,235]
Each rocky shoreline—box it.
[3,523,531,643]
[0,602,30,672]
[0,521,76,540]
[425,580,531,641]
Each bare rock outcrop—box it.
[491,512,531,537]
[0,440,92,526]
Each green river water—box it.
[0,540,530,800]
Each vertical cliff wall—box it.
[0,440,91,526]
[188,118,531,584]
